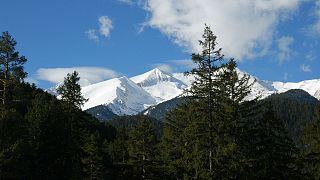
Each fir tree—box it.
[303,106,320,179]
[127,116,158,179]
[246,106,301,179]
[160,101,206,179]
[0,31,27,109]
[82,132,104,180]
[57,71,87,109]
[183,25,254,178]
[185,25,225,175]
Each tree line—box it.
[0,27,319,179]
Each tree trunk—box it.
[2,55,9,107]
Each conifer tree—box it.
[160,101,206,179]
[57,71,87,109]
[0,31,27,108]
[210,58,254,178]
[185,25,225,175]
[183,25,254,178]
[303,107,320,179]
[127,116,157,179]
[246,106,301,179]
[82,132,104,180]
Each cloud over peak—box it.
[36,67,119,87]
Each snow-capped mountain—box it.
[47,68,320,116]
[81,76,157,115]
[130,68,187,103]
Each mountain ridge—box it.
[47,68,320,117]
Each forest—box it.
[0,26,320,179]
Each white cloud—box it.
[85,29,99,42]
[152,63,174,73]
[86,16,113,42]
[36,67,119,86]
[300,64,312,72]
[99,16,113,37]
[142,0,300,59]
[277,36,294,64]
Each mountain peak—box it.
[131,68,173,86]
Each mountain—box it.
[130,68,187,103]
[263,89,319,147]
[272,79,320,99]
[141,97,189,121]
[47,67,320,118]
[85,105,118,121]
[81,76,157,116]
[142,89,319,148]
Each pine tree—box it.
[303,106,320,179]
[185,25,225,176]
[127,116,158,179]
[57,71,87,109]
[182,25,254,178]
[0,31,27,109]
[160,101,207,179]
[57,71,89,179]
[82,132,104,180]
[26,93,71,179]
[246,106,301,179]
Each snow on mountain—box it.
[272,79,320,99]
[47,67,320,116]
[130,68,188,102]
[81,76,157,115]
[172,73,195,87]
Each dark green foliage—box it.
[127,116,158,179]
[57,71,88,109]
[303,106,320,179]
[184,25,226,177]
[81,132,105,180]
[160,100,204,179]
[107,115,162,179]
[265,89,319,147]
[109,115,163,138]
[0,31,27,110]
[243,105,302,179]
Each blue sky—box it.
[1,0,320,88]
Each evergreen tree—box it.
[185,25,225,176]
[303,106,320,179]
[245,106,301,179]
[82,132,104,180]
[160,101,206,179]
[181,25,254,178]
[127,116,158,179]
[0,31,27,109]
[0,32,30,179]
[57,71,87,109]
[26,93,71,179]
